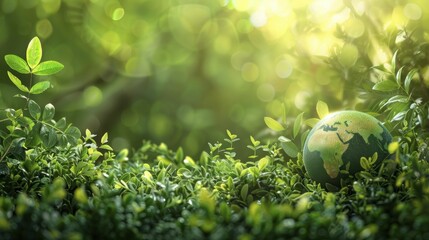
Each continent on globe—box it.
[303,110,392,187]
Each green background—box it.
[1,0,428,155]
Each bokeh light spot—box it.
[229,104,244,123]
[125,57,152,77]
[275,57,293,79]
[112,137,130,151]
[214,35,232,55]
[294,91,312,110]
[121,108,141,129]
[331,8,350,26]
[236,19,253,34]
[83,86,103,107]
[302,34,338,57]
[370,44,391,66]
[231,50,250,70]
[260,14,290,41]
[148,115,172,138]
[338,43,359,68]
[344,18,365,38]
[392,6,408,27]
[41,0,61,15]
[112,8,125,21]
[309,0,344,22]
[36,19,53,39]
[351,0,366,16]
[403,3,422,20]
[266,99,283,117]
[268,0,292,17]
[241,62,260,82]
[257,84,275,102]
[177,105,195,128]
[233,0,256,12]
[101,31,121,54]
[250,11,267,27]
[168,4,211,49]
[2,0,17,13]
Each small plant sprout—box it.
[4,36,64,103]
[224,129,240,151]
[247,136,262,159]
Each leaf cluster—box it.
[5,37,63,96]
[1,128,429,239]
[1,37,429,240]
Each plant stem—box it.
[26,73,33,108]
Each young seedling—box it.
[4,36,64,103]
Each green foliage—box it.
[4,36,63,96]
[2,6,429,238]
[1,125,429,239]
[264,117,285,132]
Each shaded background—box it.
[1,0,429,156]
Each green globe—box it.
[303,111,392,187]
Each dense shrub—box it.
[1,25,429,240]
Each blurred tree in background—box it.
[1,0,429,156]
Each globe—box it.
[303,110,392,187]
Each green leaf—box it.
[40,124,57,148]
[7,71,29,93]
[392,111,407,122]
[278,136,292,143]
[199,188,215,214]
[391,50,398,73]
[100,144,113,151]
[101,132,109,144]
[250,136,260,146]
[305,118,319,128]
[28,100,41,120]
[177,168,192,178]
[55,117,67,130]
[14,94,29,101]
[0,162,10,177]
[381,95,409,109]
[85,129,92,140]
[372,80,398,92]
[175,146,184,162]
[258,157,269,171]
[30,81,51,94]
[279,136,299,158]
[388,142,399,154]
[293,112,304,138]
[26,37,42,69]
[74,187,88,204]
[360,157,371,171]
[264,117,285,131]
[316,100,329,119]
[26,122,42,147]
[240,184,249,201]
[226,129,237,140]
[65,126,81,144]
[32,61,64,75]
[404,69,417,94]
[184,156,197,168]
[42,103,55,122]
[395,66,404,85]
[300,129,310,149]
[5,54,30,74]
[370,152,378,165]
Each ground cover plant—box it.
[0,32,429,240]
